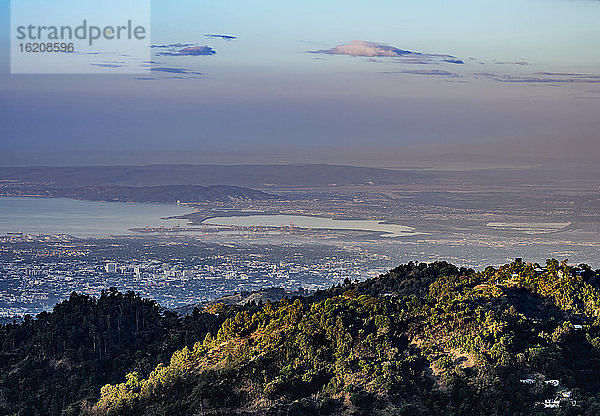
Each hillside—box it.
[0,290,239,416]
[53,185,275,203]
[2,260,600,415]
[0,184,275,203]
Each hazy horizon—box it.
[1,0,599,168]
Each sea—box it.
[0,196,190,237]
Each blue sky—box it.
[1,0,599,167]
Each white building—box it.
[520,379,536,384]
[543,399,560,409]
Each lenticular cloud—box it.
[312,40,417,57]
[309,40,465,65]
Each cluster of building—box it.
[520,377,577,409]
[0,234,389,319]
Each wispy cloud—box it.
[132,66,206,81]
[393,58,449,65]
[443,58,465,64]
[151,43,194,48]
[205,34,237,41]
[494,60,529,66]
[384,69,461,78]
[474,72,600,83]
[90,62,126,68]
[151,67,204,75]
[152,44,216,56]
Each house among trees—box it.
[543,399,560,409]
[520,378,536,384]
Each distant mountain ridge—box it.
[52,184,275,203]
[0,164,425,187]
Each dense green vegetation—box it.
[0,289,239,415]
[2,260,600,415]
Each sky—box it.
[1,0,599,168]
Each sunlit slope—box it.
[93,260,600,416]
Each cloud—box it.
[134,76,199,81]
[90,62,126,68]
[537,72,600,78]
[310,40,464,64]
[474,72,600,83]
[151,43,194,48]
[151,67,204,75]
[385,69,461,77]
[133,66,206,80]
[403,69,460,77]
[443,58,465,64]
[152,44,216,56]
[157,46,216,56]
[494,60,529,66]
[206,34,237,41]
[311,40,419,57]
[394,58,446,65]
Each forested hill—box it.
[2,260,600,416]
